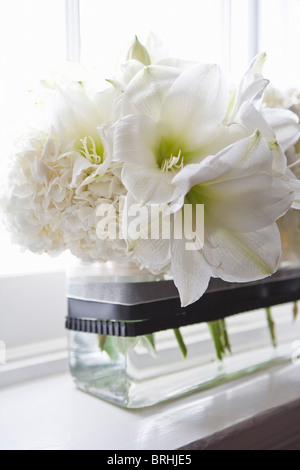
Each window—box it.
[0,0,67,275]
[259,0,300,87]
[80,0,225,73]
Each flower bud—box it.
[127,36,151,66]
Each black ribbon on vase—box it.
[66,268,300,337]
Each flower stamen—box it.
[80,136,102,165]
[161,150,184,173]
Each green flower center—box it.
[158,137,184,173]
[161,151,184,172]
[157,136,207,172]
[78,135,104,165]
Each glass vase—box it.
[67,261,300,409]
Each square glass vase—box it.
[67,261,300,409]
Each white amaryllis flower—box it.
[226,55,300,208]
[125,33,195,70]
[113,63,232,204]
[123,132,294,306]
[109,36,195,120]
[171,132,294,305]
[48,82,115,179]
[126,33,169,66]
[227,55,300,174]
[113,58,299,204]
[113,58,297,306]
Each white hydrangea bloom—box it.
[277,209,300,264]
[2,134,72,254]
[263,85,300,182]
[1,78,131,263]
[263,86,300,260]
[60,162,128,262]
[2,131,129,262]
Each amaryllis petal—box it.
[261,108,300,152]
[93,86,115,123]
[121,193,171,272]
[228,53,269,122]
[204,223,282,283]
[49,85,103,152]
[199,174,294,233]
[160,64,229,149]
[71,154,96,188]
[121,163,180,205]
[145,32,170,64]
[113,114,159,166]
[171,238,212,307]
[128,237,171,274]
[158,57,197,70]
[113,113,184,205]
[114,60,145,87]
[121,65,182,121]
[236,101,288,174]
[172,131,272,195]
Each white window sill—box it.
[0,337,68,388]
[1,361,300,450]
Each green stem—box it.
[145,334,156,352]
[208,321,224,361]
[208,319,232,361]
[174,328,187,359]
[293,301,298,322]
[98,334,119,360]
[221,319,232,354]
[266,307,277,348]
[99,334,107,351]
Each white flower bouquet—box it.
[3,35,300,407]
[2,35,300,308]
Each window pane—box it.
[0,0,67,274]
[0,0,66,162]
[80,0,226,75]
[260,0,300,87]
[230,0,254,82]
